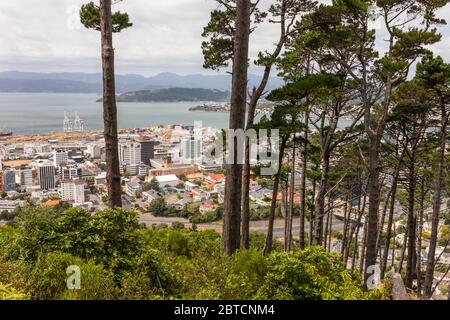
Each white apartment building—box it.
[61,179,85,204]
[179,136,201,164]
[53,149,69,167]
[119,141,141,165]
[86,144,103,159]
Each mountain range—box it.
[0,71,283,94]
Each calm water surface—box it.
[0,93,230,135]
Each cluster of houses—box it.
[121,172,227,214]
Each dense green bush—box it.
[0,206,170,300]
[0,205,379,300]
[255,247,365,300]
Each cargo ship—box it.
[0,128,13,137]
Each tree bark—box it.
[223,0,250,256]
[328,204,334,253]
[399,225,409,274]
[324,198,331,251]
[343,196,355,263]
[416,181,425,297]
[299,112,309,248]
[381,160,402,279]
[309,178,316,246]
[287,148,296,251]
[376,189,391,256]
[263,139,287,255]
[424,105,448,297]
[405,159,417,288]
[312,152,330,246]
[352,193,367,271]
[359,217,368,276]
[100,0,122,208]
[241,3,287,249]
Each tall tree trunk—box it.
[352,193,367,271]
[364,139,382,287]
[312,152,330,245]
[343,197,355,263]
[391,223,397,268]
[424,106,448,298]
[341,193,350,257]
[288,148,296,251]
[328,204,333,253]
[100,0,121,208]
[283,179,289,251]
[359,217,368,276]
[406,159,417,288]
[299,112,309,248]
[376,189,391,255]
[324,198,331,251]
[241,5,286,248]
[399,225,409,274]
[381,162,401,279]
[263,139,287,255]
[241,139,252,249]
[416,181,425,297]
[309,178,316,246]
[223,0,250,256]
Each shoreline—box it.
[0,130,106,143]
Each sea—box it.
[0,93,355,136]
[0,93,231,136]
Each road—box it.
[139,213,346,238]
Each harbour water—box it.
[0,93,355,136]
[0,93,230,135]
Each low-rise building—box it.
[142,190,162,202]
[154,175,180,188]
[126,181,141,198]
[0,199,26,213]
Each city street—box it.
[139,213,346,238]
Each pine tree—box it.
[80,1,132,208]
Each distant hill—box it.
[0,71,283,93]
[0,79,101,93]
[107,88,230,102]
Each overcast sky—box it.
[0,0,449,76]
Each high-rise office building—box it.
[135,138,158,165]
[180,136,201,163]
[37,162,56,190]
[3,169,16,192]
[20,168,34,187]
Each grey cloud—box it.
[0,0,449,76]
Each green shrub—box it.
[119,251,172,299]
[28,251,83,299]
[60,260,117,300]
[0,205,381,300]
[255,246,365,300]
[0,283,29,300]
